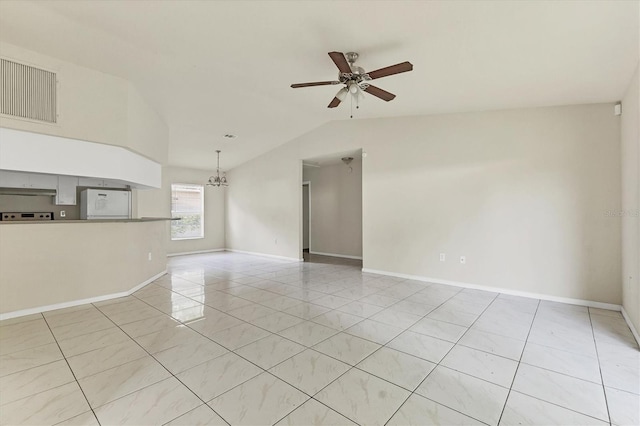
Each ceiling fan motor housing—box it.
[338,53,371,88]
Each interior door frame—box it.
[302,181,311,254]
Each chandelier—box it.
[207,150,228,187]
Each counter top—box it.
[0,217,175,224]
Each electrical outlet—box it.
[440,253,446,262]
[60,210,66,217]
[148,252,152,261]
[460,256,466,264]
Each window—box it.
[171,184,204,240]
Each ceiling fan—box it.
[291,52,413,110]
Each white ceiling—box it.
[0,1,638,171]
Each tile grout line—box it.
[587,308,613,425]
[495,299,541,425]
[93,302,233,426]
[127,285,374,424]
[113,279,612,424]
[58,288,522,423]
[226,280,452,425]
[132,287,335,370]
[109,295,297,423]
[166,257,600,424]
[265,282,503,424]
[503,306,619,424]
[4,254,631,425]
[153,268,409,354]
[161,261,389,424]
[271,397,362,426]
[381,290,502,426]
[5,289,248,422]
[40,313,102,426]
[448,306,615,387]
[272,284,471,425]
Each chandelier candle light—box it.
[207,150,228,187]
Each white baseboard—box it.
[0,270,167,321]
[621,307,640,346]
[361,268,622,311]
[309,251,363,260]
[225,248,303,262]
[168,248,225,257]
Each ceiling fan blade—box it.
[327,97,342,108]
[367,61,413,80]
[291,81,340,88]
[364,85,396,102]
[328,52,352,74]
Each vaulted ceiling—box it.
[0,1,638,170]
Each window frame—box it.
[170,183,205,241]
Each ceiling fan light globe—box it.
[336,87,348,101]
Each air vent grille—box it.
[1,58,57,123]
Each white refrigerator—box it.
[80,189,132,220]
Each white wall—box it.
[225,144,302,260]
[126,88,169,165]
[227,103,622,304]
[137,166,225,255]
[303,161,362,258]
[0,42,168,164]
[621,64,640,332]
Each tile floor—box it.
[1,252,638,425]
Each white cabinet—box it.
[78,177,127,189]
[0,171,127,205]
[56,176,79,205]
[29,173,58,189]
[78,177,103,187]
[0,171,27,187]
[0,171,57,189]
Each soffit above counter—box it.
[0,127,161,189]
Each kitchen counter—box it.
[0,217,175,224]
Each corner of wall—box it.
[620,62,640,335]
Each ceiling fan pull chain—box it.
[350,92,353,119]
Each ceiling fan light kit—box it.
[291,51,413,116]
[342,156,354,173]
[207,150,228,187]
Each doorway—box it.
[301,151,363,265]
